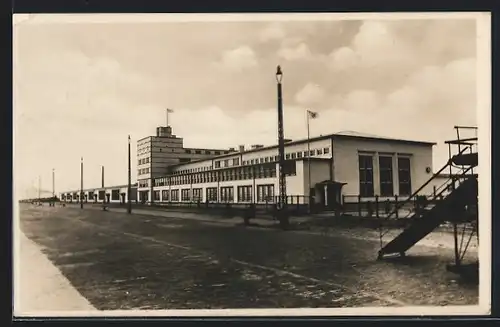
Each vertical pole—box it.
[128,135,132,214]
[101,166,104,188]
[307,110,312,213]
[52,169,55,198]
[80,157,84,209]
[166,109,169,127]
[38,175,41,203]
[276,66,288,229]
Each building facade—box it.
[136,125,235,203]
[60,130,436,209]
[136,132,435,207]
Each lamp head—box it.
[276,65,283,83]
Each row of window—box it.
[359,154,412,197]
[185,149,230,155]
[210,147,331,170]
[138,167,150,175]
[151,185,276,203]
[153,162,296,187]
[138,157,150,165]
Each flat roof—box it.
[167,132,436,168]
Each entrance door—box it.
[106,194,110,203]
[121,193,126,204]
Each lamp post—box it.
[127,135,132,214]
[276,65,289,229]
[80,157,84,209]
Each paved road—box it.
[18,204,478,310]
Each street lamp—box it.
[127,135,132,214]
[276,65,289,229]
[80,157,84,209]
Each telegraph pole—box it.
[276,66,289,230]
[52,169,55,198]
[38,175,41,205]
[80,157,84,209]
[127,135,132,214]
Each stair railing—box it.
[382,145,473,223]
[397,165,475,221]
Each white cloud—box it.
[328,46,359,71]
[277,42,312,61]
[259,23,286,42]
[295,83,326,106]
[220,46,258,71]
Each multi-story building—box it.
[136,125,236,203]
[60,129,436,210]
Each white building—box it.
[60,128,436,209]
[139,129,435,209]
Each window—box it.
[111,190,120,200]
[359,155,374,197]
[398,157,412,196]
[181,189,191,201]
[162,190,169,201]
[379,156,394,196]
[215,151,220,155]
[215,161,221,168]
[185,149,192,154]
[237,185,253,202]
[220,186,234,202]
[98,191,105,200]
[291,153,296,159]
[171,190,179,201]
[323,147,330,154]
[257,184,274,202]
[206,187,218,202]
[316,149,323,155]
[233,158,240,166]
[285,153,291,159]
[192,188,202,202]
[309,150,315,156]
[283,161,296,176]
[154,191,160,201]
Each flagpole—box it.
[307,110,312,213]
[166,108,169,127]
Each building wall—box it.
[301,160,332,198]
[332,138,434,201]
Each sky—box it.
[13,14,481,199]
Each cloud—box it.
[295,83,326,106]
[259,23,286,42]
[219,46,258,71]
[277,42,312,61]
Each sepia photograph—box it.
[12,12,491,317]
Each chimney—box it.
[251,144,264,149]
[239,145,245,152]
[229,147,236,152]
[101,166,104,188]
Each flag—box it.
[307,110,318,119]
[167,108,174,113]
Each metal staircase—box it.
[377,126,478,261]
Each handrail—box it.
[379,164,475,238]
[382,145,472,221]
[397,165,474,221]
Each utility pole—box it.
[276,65,289,230]
[38,175,41,205]
[127,135,132,214]
[52,169,55,197]
[80,157,84,209]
